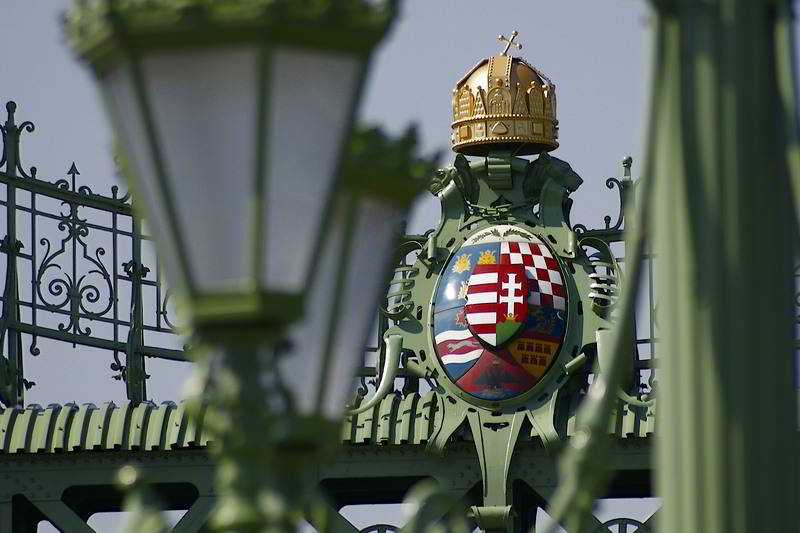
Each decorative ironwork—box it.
[568,157,658,407]
[594,517,651,533]
[0,101,187,407]
[360,525,400,533]
[0,97,664,531]
[0,100,661,435]
[351,156,660,439]
[355,233,427,401]
[572,156,635,240]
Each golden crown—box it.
[451,31,558,156]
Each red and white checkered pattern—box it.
[500,241,566,310]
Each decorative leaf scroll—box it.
[469,228,502,242]
[502,227,532,239]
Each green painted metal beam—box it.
[305,498,361,533]
[0,437,653,531]
[649,1,800,532]
[169,496,214,533]
[0,401,209,454]
[32,500,95,533]
[0,395,656,456]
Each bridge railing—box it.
[0,101,185,406]
[0,100,659,412]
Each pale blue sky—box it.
[2,1,661,530]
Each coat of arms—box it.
[465,263,529,346]
[432,225,568,401]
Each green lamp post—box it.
[63,1,429,531]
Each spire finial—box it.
[498,30,522,56]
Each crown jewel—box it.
[451,31,558,156]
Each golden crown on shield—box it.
[451,31,558,156]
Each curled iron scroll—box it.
[347,334,403,415]
[593,517,650,532]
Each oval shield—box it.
[432,225,568,401]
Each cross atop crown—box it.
[498,30,522,56]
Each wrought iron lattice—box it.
[0,101,186,406]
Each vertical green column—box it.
[650,1,799,532]
[199,334,329,533]
[203,339,292,533]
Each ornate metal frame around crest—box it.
[349,149,655,525]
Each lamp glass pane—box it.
[322,196,403,417]
[278,200,348,415]
[142,48,257,292]
[262,48,361,292]
[101,65,183,290]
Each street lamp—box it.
[64,0,394,325]
[64,1,432,531]
[282,126,433,421]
